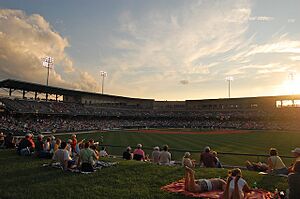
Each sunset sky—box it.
[0,0,300,100]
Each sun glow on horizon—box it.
[277,76,300,95]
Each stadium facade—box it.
[1,79,300,113]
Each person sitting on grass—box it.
[17,133,35,156]
[289,148,300,173]
[159,145,172,166]
[75,138,85,155]
[35,134,44,157]
[133,144,145,161]
[212,151,222,168]
[122,146,133,160]
[89,143,100,158]
[288,161,300,199]
[223,168,251,199]
[184,166,226,193]
[151,146,160,164]
[53,138,61,153]
[267,148,288,175]
[182,152,195,168]
[4,132,15,149]
[50,135,56,152]
[52,141,75,171]
[99,147,109,157]
[43,137,52,153]
[66,139,73,157]
[77,142,99,172]
[200,146,217,168]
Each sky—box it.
[0,0,300,100]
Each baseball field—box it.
[0,129,298,199]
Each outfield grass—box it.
[0,150,288,199]
[57,129,299,166]
[0,129,297,199]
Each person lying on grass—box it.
[184,166,226,193]
[245,160,268,172]
[223,168,252,199]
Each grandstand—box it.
[1,79,300,134]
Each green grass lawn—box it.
[58,129,299,165]
[0,129,298,199]
[0,150,288,199]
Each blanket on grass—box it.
[43,161,119,174]
[161,179,274,199]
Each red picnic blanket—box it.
[161,179,274,199]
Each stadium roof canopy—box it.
[0,79,153,101]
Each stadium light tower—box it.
[288,71,296,94]
[42,56,54,86]
[225,76,234,98]
[100,71,107,94]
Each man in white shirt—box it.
[52,141,73,170]
[159,145,171,165]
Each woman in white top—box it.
[267,148,288,175]
[223,168,251,199]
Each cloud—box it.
[227,34,300,67]
[0,9,98,92]
[249,16,274,21]
[101,0,252,98]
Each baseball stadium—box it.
[0,79,300,199]
[1,1,300,199]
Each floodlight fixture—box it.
[100,71,108,94]
[225,76,234,98]
[288,71,295,81]
[42,56,54,86]
[288,71,296,94]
